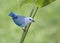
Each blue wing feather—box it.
[13,15,26,27]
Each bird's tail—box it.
[9,12,16,18]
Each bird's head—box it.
[25,17,35,24]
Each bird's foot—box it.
[22,29,26,32]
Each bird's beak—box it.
[32,20,35,22]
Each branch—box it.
[20,7,38,43]
[20,0,38,43]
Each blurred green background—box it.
[0,0,60,43]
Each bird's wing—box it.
[13,16,26,27]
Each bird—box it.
[9,12,35,31]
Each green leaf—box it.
[36,0,44,7]
[42,0,56,7]
[20,0,56,8]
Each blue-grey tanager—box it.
[9,12,34,30]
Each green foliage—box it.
[42,0,56,7]
[20,0,56,7]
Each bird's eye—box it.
[29,19,31,20]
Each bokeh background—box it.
[0,0,60,43]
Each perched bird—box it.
[9,12,35,31]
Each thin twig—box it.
[29,0,38,17]
[20,0,38,43]
[20,7,38,43]
[32,7,38,18]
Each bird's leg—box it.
[22,29,26,32]
[22,27,26,32]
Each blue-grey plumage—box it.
[9,12,35,28]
